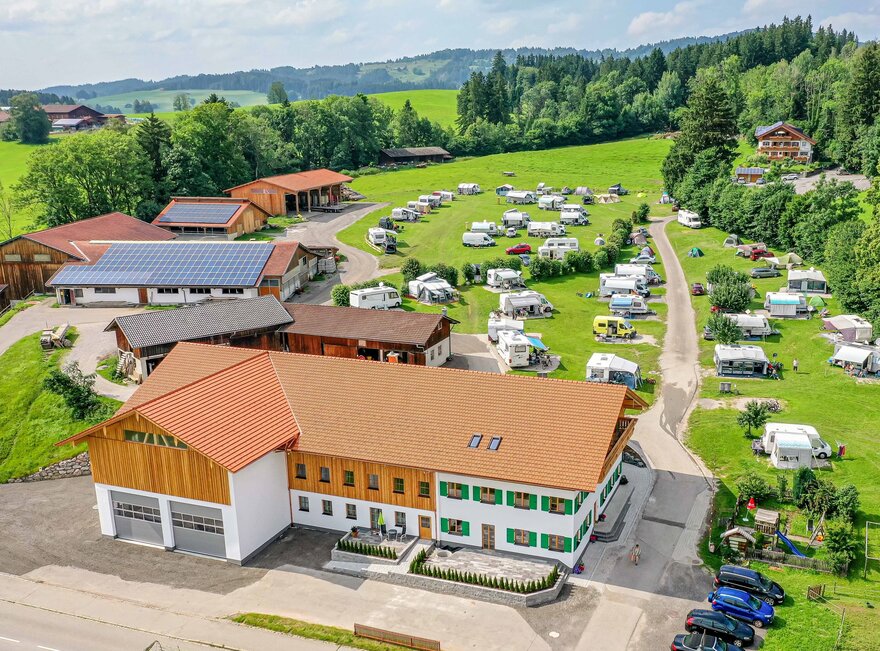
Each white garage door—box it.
[111,491,163,546]
[170,501,226,558]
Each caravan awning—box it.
[833,346,871,365]
[527,336,547,351]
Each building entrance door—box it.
[419,515,432,539]
[370,507,381,530]
[482,524,495,549]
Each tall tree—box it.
[9,92,51,144]
[134,114,172,197]
[267,81,289,105]
[0,181,14,241]
[172,93,191,112]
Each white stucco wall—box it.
[290,489,435,538]
[71,287,141,305]
[143,287,259,305]
[228,451,292,562]
[424,336,451,367]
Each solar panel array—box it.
[51,242,275,287]
[158,203,240,224]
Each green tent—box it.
[775,252,804,266]
[688,247,705,257]
[809,295,826,307]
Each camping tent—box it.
[595,194,620,204]
[809,295,826,308]
[770,252,804,267]
[594,236,606,246]
[659,192,673,204]
[723,234,741,247]
[688,247,704,257]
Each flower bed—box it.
[408,549,559,594]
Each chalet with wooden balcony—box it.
[755,122,815,163]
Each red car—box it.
[506,243,531,255]
[750,249,773,261]
[691,283,705,295]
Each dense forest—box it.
[0,89,74,105]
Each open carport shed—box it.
[225,169,353,216]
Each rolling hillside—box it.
[91,89,268,113]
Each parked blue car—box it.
[707,587,774,628]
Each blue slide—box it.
[776,531,807,557]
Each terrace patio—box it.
[424,547,557,583]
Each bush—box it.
[593,248,610,269]
[427,262,459,287]
[832,484,860,523]
[529,255,554,281]
[564,249,594,273]
[43,361,103,420]
[461,262,475,284]
[330,284,350,307]
[735,469,775,502]
[793,467,817,503]
[706,264,750,286]
[632,203,650,224]
[824,519,858,575]
[612,218,631,236]
[401,258,424,284]
[707,313,742,345]
[709,281,751,312]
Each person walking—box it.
[630,544,641,566]
[792,358,799,373]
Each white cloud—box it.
[484,15,519,36]
[819,11,880,38]
[742,0,799,14]
[627,1,705,39]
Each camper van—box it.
[392,207,420,222]
[609,295,651,316]
[615,263,661,284]
[527,221,566,237]
[538,237,579,260]
[559,204,589,226]
[419,194,441,208]
[470,221,499,235]
[462,232,496,247]
[677,209,703,229]
[486,268,525,289]
[593,315,637,339]
[505,190,537,204]
[496,330,532,368]
[599,274,650,298]
[538,195,565,211]
[368,227,397,252]
[501,209,530,229]
[487,316,525,342]
[349,283,402,310]
[761,423,833,459]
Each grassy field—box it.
[230,613,412,651]
[667,222,880,650]
[366,89,458,127]
[0,138,61,237]
[335,137,674,398]
[0,331,120,482]
[93,89,267,113]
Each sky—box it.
[1,0,879,90]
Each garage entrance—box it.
[170,501,226,558]
[111,491,163,546]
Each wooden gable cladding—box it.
[87,412,230,504]
[228,181,286,216]
[288,451,436,510]
[0,238,72,299]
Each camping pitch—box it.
[687,247,704,257]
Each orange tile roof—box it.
[260,241,303,277]
[22,212,175,259]
[64,344,644,489]
[225,169,353,194]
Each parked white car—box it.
[630,253,656,264]
[782,174,800,181]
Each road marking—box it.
[38,646,62,651]
[0,636,19,643]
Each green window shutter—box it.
[588,511,593,526]
[472,485,481,501]
[529,493,537,510]
[564,537,572,553]
[564,499,573,515]
[506,491,514,507]
[541,495,550,511]
[540,533,549,549]
[529,531,537,547]
[461,521,470,537]
[495,489,503,505]
[439,481,447,497]
[460,484,469,500]
[507,528,515,544]
[440,518,449,533]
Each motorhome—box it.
[609,295,651,316]
[599,274,649,298]
[559,204,589,226]
[462,232,495,247]
[349,283,402,310]
[496,330,532,368]
[677,210,703,228]
[392,207,420,222]
[505,190,537,204]
[761,423,833,459]
[537,195,565,211]
[527,221,566,237]
[470,221,499,235]
[538,237,579,260]
[592,315,637,339]
[457,183,481,195]
[487,316,524,342]
[501,209,530,228]
[486,268,526,289]
[368,227,397,252]
[615,263,661,284]
[420,194,441,208]
[498,291,554,318]
[724,313,774,338]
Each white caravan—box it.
[609,295,651,316]
[392,207,420,222]
[538,195,565,210]
[486,268,525,289]
[498,290,554,318]
[487,316,525,342]
[462,232,495,247]
[538,237,579,260]
[559,204,590,226]
[677,209,703,228]
[368,227,396,246]
[599,273,649,298]
[497,330,532,368]
[506,190,537,204]
[501,209,530,228]
[761,423,833,459]
[349,283,402,310]
[615,263,661,284]
[470,221,499,235]
[419,194,441,208]
[458,183,481,195]
[527,221,566,237]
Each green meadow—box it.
[0,138,61,237]
[366,89,458,127]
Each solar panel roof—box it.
[158,203,240,224]
[50,242,274,287]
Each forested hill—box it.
[40,31,748,102]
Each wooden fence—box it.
[354,623,441,651]
[746,548,843,574]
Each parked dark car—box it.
[691,283,706,295]
[714,565,785,605]
[708,588,775,628]
[506,243,532,255]
[671,633,729,651]
[750,267,780,279]
[519,253,531,267]
[685,609,755,648]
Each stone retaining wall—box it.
[331,548,401,566]
[6,452,91,483]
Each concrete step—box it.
[592,494,632,543]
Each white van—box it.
[538,237,579,260]
[761,423,833,459]
[501,210,530,228]
[470,221,498,235]
[462,232,495,247]
[527,221,566,237]
[349,283,402,310]
[559,206,589,226]
[677,209,702,228]
[497,330,531,368]
[599,273,650,298]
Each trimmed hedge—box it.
[408,548,560,593]
[337,537,398,560]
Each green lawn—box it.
[0,138,61,237]
[231,613,413,651]
[366,89,459,127]
[93,89,268,114]
[335,137,674,400]
[0,331,121,482]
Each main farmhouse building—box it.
[62,344,645,567]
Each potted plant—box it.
[350,526,359,539]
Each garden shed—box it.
[754,509,780,537]
[721,527,756,554]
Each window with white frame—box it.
[298,496,309,511]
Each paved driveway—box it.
[790,168,870,194]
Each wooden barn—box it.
[378,147,453,166]
[0,212,175,300]
[42,104,106,126]
[105,295,292,381]
[0,285,9,314]
[225,169,352,216]
[280,304,457,366]
[152,197,271,239]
